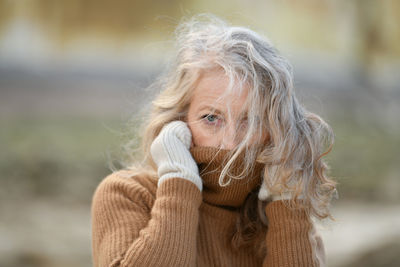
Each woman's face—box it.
[186,69,264,149]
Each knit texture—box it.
[91,146,322,267]
[150,120,203,191]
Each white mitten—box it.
[258,178,302,201]
[150,120,203,191]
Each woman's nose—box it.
[220,124,240,149]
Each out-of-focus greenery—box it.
[327,119,400,202]
[0,117,122,204]
[1,114,399,206]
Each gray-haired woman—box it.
[91,14,336,267]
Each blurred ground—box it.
[1,199,399,267]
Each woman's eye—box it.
[201,114,220,125]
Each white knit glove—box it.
[150,120,203,191]
[258,178,303,201]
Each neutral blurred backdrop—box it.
[1,1,399,266]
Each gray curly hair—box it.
[122,13,336,219]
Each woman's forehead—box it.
[191,70,249,113]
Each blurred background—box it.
[0,0,399,266]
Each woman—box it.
[91,14,337,267]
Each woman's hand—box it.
[258,178,304,201]
[257,180,288,201]
[150,120,203,191]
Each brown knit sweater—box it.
[91,146,323,266]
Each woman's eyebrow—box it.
[198,105,248,117]
[197,105,222,113]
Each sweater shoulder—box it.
[92,168,158,209]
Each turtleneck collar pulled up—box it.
[189,146,265,208]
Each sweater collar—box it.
[189,146,264,208]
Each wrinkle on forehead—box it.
[191,69,250,118]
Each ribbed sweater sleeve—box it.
[263,200,325,267]
[91,174,202,267]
